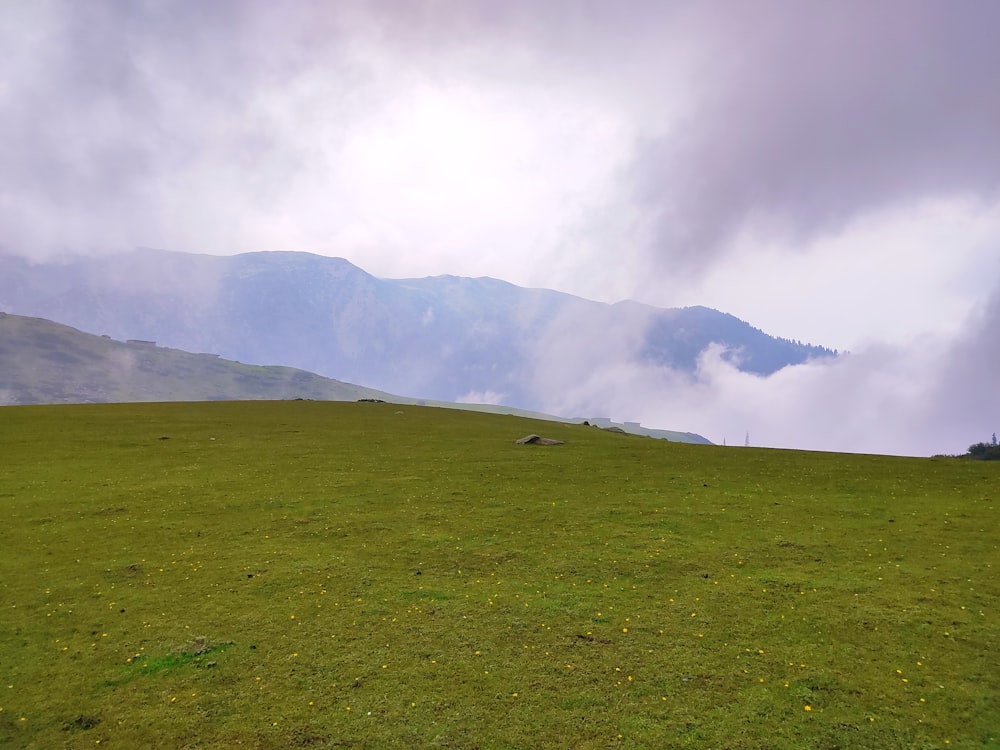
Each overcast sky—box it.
[2,1,998,455]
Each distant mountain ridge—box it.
[0,248,835,413]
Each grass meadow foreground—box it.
[1,401,997,749]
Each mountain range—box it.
[0,248,835,416]
[0,312,713,444]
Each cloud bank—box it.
[529,283,1000,456]
[630,1,1000,272]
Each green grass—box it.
[0,313,397,404]
[1,401,997,748]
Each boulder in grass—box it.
[515,434,565,445]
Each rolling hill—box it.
[1,400,995,747]
[0,312,397,405]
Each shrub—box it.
[966,442,1000,460]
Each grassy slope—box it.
[418,400,713,445]
[0,401,996,749]
[0,313,396,404]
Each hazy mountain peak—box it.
[0,247,835,418]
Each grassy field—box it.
[1,401,996,749]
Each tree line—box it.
[965,432,1000,460]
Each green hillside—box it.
[0,313,396,405]
[1,401,996,748]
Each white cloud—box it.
[455,390,507,406]
[529,286,1000,457]
[636,196,1000,351]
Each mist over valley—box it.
[0,247,833,438]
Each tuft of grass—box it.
[0,400,997,748]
